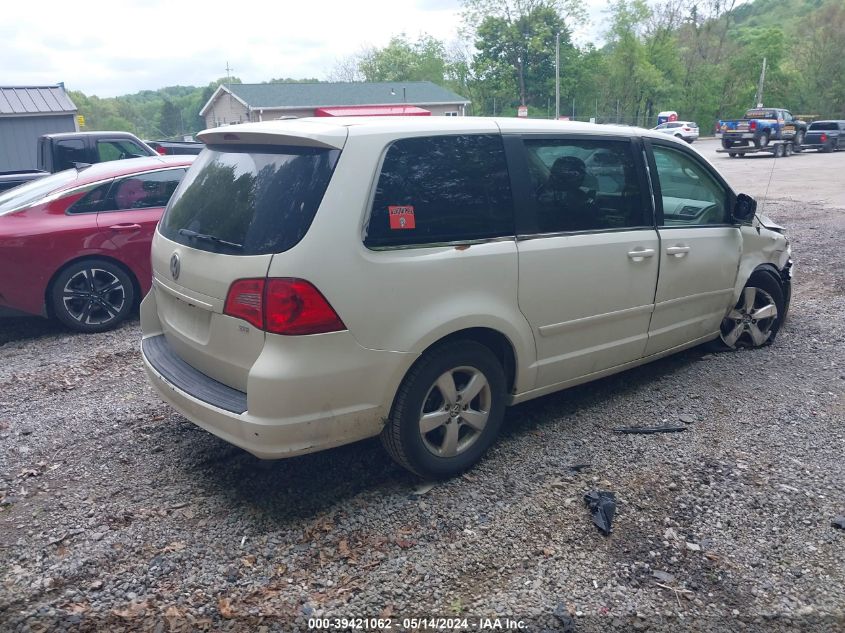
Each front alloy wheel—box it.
[720,279,782,349]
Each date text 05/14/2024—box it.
[308,617,527,630]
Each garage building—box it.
[0,84,78,171]
[200,81,470,128]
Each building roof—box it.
[0,85,77,116]
[200,81,469,116]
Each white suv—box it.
[141,117,792,478]
[652,121,700,143]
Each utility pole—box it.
[754,57,766,108]
[555,32,560,120]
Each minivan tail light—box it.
[224,279,265,329]
[265,278,346,335]
[223,278,346,335]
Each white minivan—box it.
[141,117,792,478]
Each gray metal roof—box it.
[224,81,469,109]
[0,85,77,116]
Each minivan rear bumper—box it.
[141,295,413,459]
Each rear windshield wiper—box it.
[178,228,242,249]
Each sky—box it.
[2,0,612,98]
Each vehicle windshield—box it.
[159,144,340,255]
[808,122,838,131]
[0,169,79,216]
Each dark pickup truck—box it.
[719,108,807,151]
[802,120,845,153]
[145,140,204,156]
[0,131,157,193]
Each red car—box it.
[0,155,194,332]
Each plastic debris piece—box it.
[613,424,687,435]
[584,490,616,535]
[832,516,845,530]
[552,603,576,632]
[568,463,591,473]
[412,482,436,496]
[652,570,676,584]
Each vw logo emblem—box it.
[169,252,181,280]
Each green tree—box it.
[159,100,182,137]
[470,2,575,112]
[358,34,451,83]
[792,0,845,117]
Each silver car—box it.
[653,121,699,143]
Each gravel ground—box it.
[1,197,843,633]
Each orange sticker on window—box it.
[388,205,416,230]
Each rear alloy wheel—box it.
[51,259,135,333]
[381,341,506,479]
[719,272,784,349]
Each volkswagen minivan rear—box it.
[140,121,412,458]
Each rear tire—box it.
[728,152,738,158]
[823,142,834,153]
[754,130,770,149]
[381,341,506,479]
[721,138,736,150]
[50,259,135,333]
[774,144,784,158]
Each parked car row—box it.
[1,115,798,478]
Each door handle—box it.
[666,245,691,257]
[108,223,142,230]
[627,248,656,261]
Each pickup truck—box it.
[719,108,807,151]
[0,131,157,193]
[145,140,204,156]
[802,120,845,153]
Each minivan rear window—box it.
[159,144,340,255]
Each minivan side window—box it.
[364,135,514,248]
[523,138,646,233]
[652,145,729,226]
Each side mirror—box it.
[732,193,757,223]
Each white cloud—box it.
[2,0,609,96]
